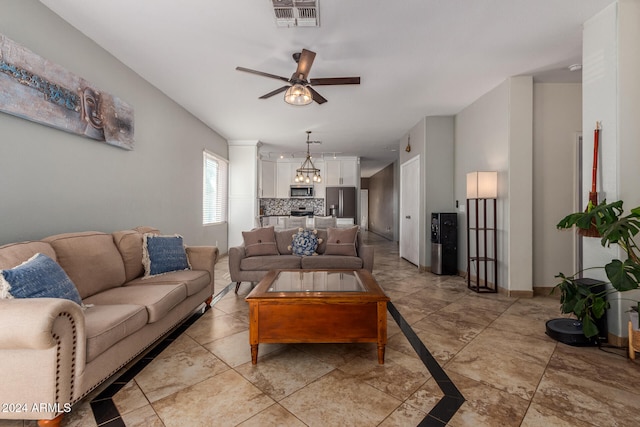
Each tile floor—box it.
[3,232,639,426]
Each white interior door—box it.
[400,156,420,265]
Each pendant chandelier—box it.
[294,131,322,183]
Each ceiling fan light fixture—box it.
[284,83,312,105]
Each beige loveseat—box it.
[229,226,373,293]
[0,226,218,426]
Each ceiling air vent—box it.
[272,0,319,28]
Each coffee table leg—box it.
[377,301,387,364]
[251,344,259,364]
[377,344,385,364]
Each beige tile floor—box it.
[3,232,639,426]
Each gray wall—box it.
[367,163,395,240]
[0,1,228,251]
[424,116,456,266]
[532,83,582,287]
[455,77,534,294]
[398,116,455,269]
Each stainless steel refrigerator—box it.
[326,186,357,221]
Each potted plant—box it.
[554,200,640,339]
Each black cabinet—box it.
[431,213,457,275]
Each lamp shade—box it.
[466,171,497,199]
[284,84,312,105]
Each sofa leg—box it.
[205,295,213,307]
[38,414,64,427]
[235,282,242,294]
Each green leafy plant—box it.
[554,200,640,338]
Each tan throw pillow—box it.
[325,226,358,256]
[243,226,278,257]
[316,229,328,254]
[276,228,298,254]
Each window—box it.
[203,150,228,224]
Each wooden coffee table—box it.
[246,269,389,364]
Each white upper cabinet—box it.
[324,158,359,186]
[313,159,325,198]
[276,162,295,198]
[259,160,276,198]
[259,157,357,198]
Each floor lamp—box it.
[466,171,498,293]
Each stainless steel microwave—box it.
[290,185,314,198]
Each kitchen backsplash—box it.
[260,198,325,216]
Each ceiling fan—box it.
[236,49,360,105]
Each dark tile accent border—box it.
[387,301,465,426]
[89,286,464,426]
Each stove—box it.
[290,206,314,217]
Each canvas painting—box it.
[0,33,134,150]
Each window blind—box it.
[203,150,228,224]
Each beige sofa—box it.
[229,227,373,293]
[0,226,218,426]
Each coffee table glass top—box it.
[267,271,365,293]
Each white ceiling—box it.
[39,0,614,177]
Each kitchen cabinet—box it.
[313,160,325,199]
[259,160,276,198]
[263,158,354,199]
[276,162,296,198]
[325,158,359,186]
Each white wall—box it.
[0,1,228,250]
[532,83,582,287]
[618,2,640,205]
[617,0,640,324]
[228,141,259,248]
[583,0,640,338]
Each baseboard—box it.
[458,271,535,297]
[505,289,534,298]
[607,332,627,348]
[466,274,499,294]
[533,286,559,298]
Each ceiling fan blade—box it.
[310,77,361,86]
[259,85,290,99]
[294,49,316,80]
[307,86,327,104]
[236,67,290,83]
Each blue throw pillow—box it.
[143,234,191,277]
[290,229,321,256]
[0,253,83,305]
